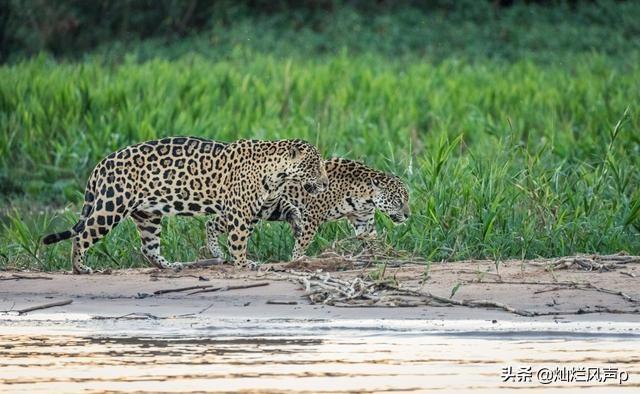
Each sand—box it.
[1,257,639,329]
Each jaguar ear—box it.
[289,145,301,160]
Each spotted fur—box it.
[206,158,410,260]
[43,137,329,274]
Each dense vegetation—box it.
[1,1,639,271]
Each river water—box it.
[1,317,638,393]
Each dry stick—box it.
[534,286,565,295]
[154,284,214,295]
[527,255,640,270]
[0,274,53,281]
[188,282,270,295]
[474,280,639,303]
[440,269,502,277]
[181,258,227,268]
[297,271,535,316]
[300,275,534,316]
[472,280,586,286]
[266,300,298,305]
[16,299,73,315]
[197,303,215,314]
[151,274,209,280]
[392,286,639,316]
[537,283,639,303]
[530,307,640,316]
[395,287,536,317]
[93,312,162,320]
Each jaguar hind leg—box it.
[71,237,93,274]
[132,210,182,271]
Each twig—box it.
[534,286,564,294]
[474,280,639,303]
[181,258,227,268]
[15,299,73,315]
[290,270,640,316]
[0,274,53,281]
[534,283,639,301]
[525,254,640,272]
[154,284,214,295]
[394,286,535,317]
[471,279,586,286]
[266,300,298,305]
[529,306,640,316]
[448,269,501,277]
[93,312,160,320]
[197,303,215,314]
[188,282,270,295]
[150,274,210,281]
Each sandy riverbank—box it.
[1,256,639,328]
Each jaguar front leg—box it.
[290,219,320,261]
[351,215,377,239]
[226,215,257,270]
[283,204,303,239]
[205,216,226,259]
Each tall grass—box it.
[1,51,639,270]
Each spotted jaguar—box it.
[43,137,329,273]
[205,157,410,260]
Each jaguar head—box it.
[370,175,410,224]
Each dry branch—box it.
[181,258,227,268]
[474,280,639,303]
[529,306,640,316]
[188,282,270,295]
[290,270,535,315]
[289,269,640,317]
[150,274,210,281]
[266,300,298,305]
[154,284,214,295]
[0,274,53,281]
[15,299,73,314]
[527,253,640,272]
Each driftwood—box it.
[154,284,214,295]
[266,300,298,305]
[0,274,53,281]
[13,299,73,315]
[528,253,640,272]
[288,270,640,317]
[181,258,227,268]
[474,280,639,303]
[289,270,535,315]
[150,274,210,281]
[154,281,270,296]
[93,303,217,320]
[188,282,269,295]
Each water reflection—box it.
[1,334,638,392]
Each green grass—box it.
[2,15,640,271]
[0,1,640,275]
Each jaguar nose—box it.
[311,178,329,193]
[320,176,329,191]
[304,183,319,195]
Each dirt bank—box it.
[1,255,639,328]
